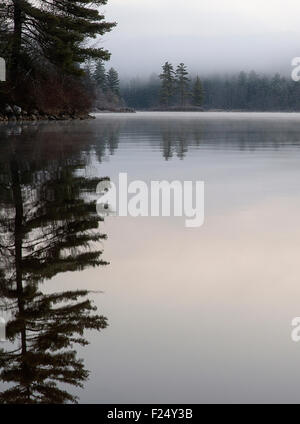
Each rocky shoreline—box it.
[0,105,96,122]
[0,105,137,122]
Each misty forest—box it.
[122,68,300,112]
[0,1,300,116]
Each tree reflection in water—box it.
[0,123,110,403]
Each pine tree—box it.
[94,60,107,91]
[106,67,120,96]
[175,63,190,107]
[2,1,116,99]
[193,76,204,107]
[159,62,175,107]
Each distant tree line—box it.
[122,68,300,112]
[202,71,300,111]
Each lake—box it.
[1,112,300,404]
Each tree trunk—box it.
[10,0,23,88]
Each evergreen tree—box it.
[193,76,204,107]
[122,75,160,110]
[159,62,175,107]
[123,70,300,112]
[94,60,107,91]
[175,63,190,107]
[2,0,116,102]
[106,67,120,96]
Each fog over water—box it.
[101,0,300,77]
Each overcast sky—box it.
[100,0,300,78]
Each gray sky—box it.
[100,0,300,78]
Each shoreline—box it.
[0,106,136,122]
[3,110,300,124]
[0,111,96,123]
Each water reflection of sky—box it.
[2,112,300,403]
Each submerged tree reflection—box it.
[0,124,110,403]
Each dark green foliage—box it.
[0,0,116,111]
[125,62,196,109]
[106,67,120,96]
[193,76,204,107]
[89,62,123,110]
[159,62,175,107]
[121,75,160,110]
[175,63,190,107]
[8,0,116,77]
[94,60,107,91]
[122,68,300,112]
[201,71,297,111]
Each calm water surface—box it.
[1,112,300,403]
